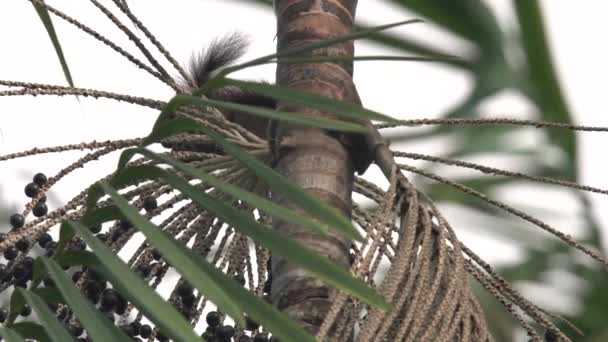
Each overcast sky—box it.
[1,2,608,326]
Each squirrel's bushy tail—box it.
[177,32,273,139]
[183,32,250,90]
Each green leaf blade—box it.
[394,0,503,57]
[513,0,576,180]
[166,95,367,133]
[8,322,50,342]
[220,78,398,123]
[0,327,28,342]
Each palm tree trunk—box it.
[269,0,370,335]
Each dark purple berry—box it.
[86,280,103,297]
[119,220,132,231]
[15,239,29,252]
[143,197,157,211]
[33,172,47,186]
[100,289,118,312]
[12,264,28,280]
[3,247,18,260]
[44,247,56,257]
[129,322,141,336]
[245,316,259,331]
[238,336,252,342]
[182,293,196,307]
[139,324,152,338]
[206,311,220,327]
[9,213,24,229]
[151,248,162,260]
[90,224,102,234]
[110,230,121,242]
[15,261,32,280]
[253,334,268,342]
[22,257,33,268]
[20,305,31,317]
[45,241,57,250]
[33,202,48,217]
[201,331,214,341]
[177,281,193,297]
[216,325,235,341]
[38,233,53,248]
[88,292,100,304]
[114,294,127,315]
[24,182,40,198]
[87,268,103,282]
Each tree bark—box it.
[270,0,369,336]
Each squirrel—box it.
[167,33,372,172]
[161,33,273,153]
[180,33,273,139]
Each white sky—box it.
[1,1,608,329]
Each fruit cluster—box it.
[1,173,281,341]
